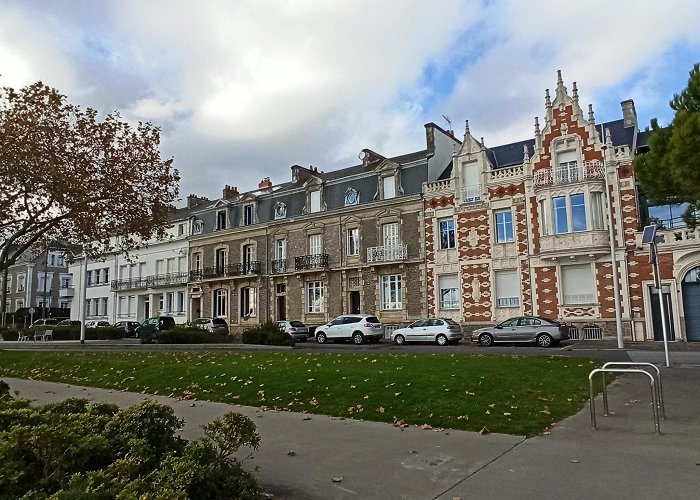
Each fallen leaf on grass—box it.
[421,424,432,430]
[569,459,580,463]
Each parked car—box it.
[85,320,111,328]
[315,315,384,345]
[276,320,311,341]
[57,319,81,327]
[471,316,569,347]
[191,317,229,335]
[113,320,141,337]
[391,318,463,346]
[30,318,66,327]
[137,316,176,344]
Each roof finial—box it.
[523,143,530,162]
[534,116,540,135]
[464,119,470,137]
[557,69,563,86]
[572,81,579,103]
[588,103,595,125]
[545,89,552,109]
[480,137,485,149]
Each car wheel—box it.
[536,333,553,348]
[352,331,364,345]
[316,332,327,344]
[478,333,494,347]
[394,334,406,345]
[436,334,448,346]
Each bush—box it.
[242,320,294,346]
[155,328,235,344]
[1,326,124,341]
[0,382,265,499]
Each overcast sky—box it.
[2,0,699,202]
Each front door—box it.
[650,285,675,341]
[277,295,286,321]
[350,291,360,314]
[682,267,700,341]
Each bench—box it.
[33,329,53,342]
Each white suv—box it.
[315,314,384,344]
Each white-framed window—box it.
[158,294,164,312]
[138,262,146,278]
[382,222,399,247]
[438,275,459,309]
[462,162,481,202]
[347,228,359,256]
[214,288,227,316]
[216,210,227,230]
[306,281,325,313]
[166,292,174,313]
[103,268,109,283]
[382,175,396,200]
[276,239,287,260]
[166,258,176,274]
[128,296,135,314]
[215,249,227,273]
[118,296,127,316]
[243,244,255,272]
[86,270,93,286]
[192,252,202,271]
[176,292,185,313]
[17,274,25,292]
[553,196,568,234]
[495,209,514,243]
[310,190,321,213]
[571,193,587,232]
[240,286,257,318]
[59,300,70,309]
[15,299,24,311]
[308,234,322,255]
[439,218,456,249]
[553,193,588,234]
[495,270,520,307]
[60,276,71,288]
[380,274,402,310]
[561,264,595,304]
[244,204,254,225]
[591,191,605,230]
[100,297,108,316]
[85,299,91,317]
[178,223,186,236]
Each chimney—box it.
[621,99,637,129]
[291,164,315,183]
[222,185,239,199]
[187,194,209,208]
[258,177,273,191]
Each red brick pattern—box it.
[460,262,491,321]
[534,266,558,317]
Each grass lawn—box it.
[0,350,602,436]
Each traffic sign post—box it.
[642,224,670,367]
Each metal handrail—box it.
[601,362,665,419]
[588,368,660,434]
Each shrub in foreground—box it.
[0,380,264,499]
[242,320,294,346]
[155,328,235,344]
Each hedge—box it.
[154,328,235,344]
[241,320,295,346]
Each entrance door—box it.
[144,299,150,319]
[350,291,360,314]
[277,295,286,321]
[650,285,675,341]
[682,267,700,341]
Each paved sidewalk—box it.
[4,359,700,499]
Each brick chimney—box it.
[222,185,239,199]
[621,99,637,129]
[258,177,273,191]
[187,194,209,208]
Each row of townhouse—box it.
[1,247,74,326]
[66,72,700,342]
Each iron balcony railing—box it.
[295,254,329,271]
[271,259,288,274]
[191,261,263,280]
[367,244,407,263]
[111,271,190,291]
[534,161,605,188]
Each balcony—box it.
[539,230,610,259]
[271,259,288,274]
[295,254,329,271]
[59,286,75,298]
[110,271,190,291]
[193,262,263,280]
[462,184,482,203]
[534,161,604,188]
[367,244,407,263]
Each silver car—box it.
[471,316,569,347]
[191,317,229,335]
[276,320,311,341]
[391,318,463,346]
[315,314,384,344]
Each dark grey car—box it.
[471,316,569,347]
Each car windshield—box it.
[365,316,380,324]
[289,321,305,327]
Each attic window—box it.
[310,190,321,213]
[244,204,254,225]
[382,176,396,200]
[216,210,227,230]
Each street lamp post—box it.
[79,252,88,344]
[601,127,625,349]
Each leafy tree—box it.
[0,81,180,274]
[634,63,700,227]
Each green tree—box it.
[634,63,700,227]
[0,81,180,274]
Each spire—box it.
[555,69,568,102]
[523,143,530,163]
[480,137,486,150]
[588,103,595,125]
[545,88,552,109]
[534,116,541,150]
[572,81,579,104]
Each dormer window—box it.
[244,204,254,226]
[274,202,287,219]
[382,176,396,200]
[345,188,359,206]
[216,210,227,230]
[193,220,204,234]
[310,190,321,213]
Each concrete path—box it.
[3,351,700,499]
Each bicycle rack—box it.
[601,362,665,419]
[589,368,660,434]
